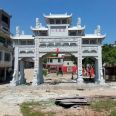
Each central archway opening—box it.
[42,52,77,84]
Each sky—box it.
[0,0,116,44]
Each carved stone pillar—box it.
[19,60,26,84]
[96,46,105,84]
[32,37,39,86]
[95,59,98,81]
[38,57,44,84]
[77,37,83,83]
[10,46,19,86]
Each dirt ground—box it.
[0,74,116,116]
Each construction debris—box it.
[55,96,90,108]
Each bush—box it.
[43,69,48,76]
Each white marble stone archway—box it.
[10,38,105,86]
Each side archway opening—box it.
[82,57,97,82]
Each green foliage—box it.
[56,71,63,76]
[111,110,116,116]
[82,57,95,67]
[43,69,48,76]
[20,101,55,116]
[91,99,116,111]
[102,44,116,64]
[20,102,44,116]
[70,55,77,65]
[90,99,116,115]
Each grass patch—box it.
[20,100,55,116]
[90,99,116,116]
[111,110,116,116]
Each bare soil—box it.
[0,74,116,116]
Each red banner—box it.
[56,48,59,54]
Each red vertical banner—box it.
[56,48,59,54]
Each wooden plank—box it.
[55,96,90,108]
[56,96,86,100]
[56,99,87,102]
[59,102,90,105]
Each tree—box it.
[82,57,95,67]
[102,44,116,64]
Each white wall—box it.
[63,61,75,66]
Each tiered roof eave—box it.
[68,26,85,31]
[43,13,72,19]
[31,27,48,31]
[83,34,106,39]
[12,34,34,39]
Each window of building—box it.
[77,30,82,36]
[58,59,61,63]
[49,19,54,24]
[90,40,96,44]
[98,39,101,44]
[2,14,9,24]
[0,37,11,47]
[67,62,69,65]
[56,19,61,24]
[69,31,77,36]
[2,26,9,32]
[4,53,10,61]
[39,31,48,36]
[27,51,34,54]
[20,40,26,45]
[0,36,6,44]
[7,39,12,46]
[55,43,61,46]
[27,40,34,45]
[40,43,46,47]
[34,31,39,36]
[83,50,89,53]
[20,51,26,54]
[70,43,77,46]
[63,43,69,46]
[50,59,52,63]
[0,52,2,61]
[91,50,97,53]
[82,40,89,44]
[14,40,18,45]
[48,43,54,47]
[62,19,67,24]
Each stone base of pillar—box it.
[32,72,39,86]
[32,78,38,86]
[10,71,19,86]
[10,80,19,86]
[96,78,105,85]
[19,78,26,85]
[77,77,84,84]
[10,74,26,86]
[39,77,44,84]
